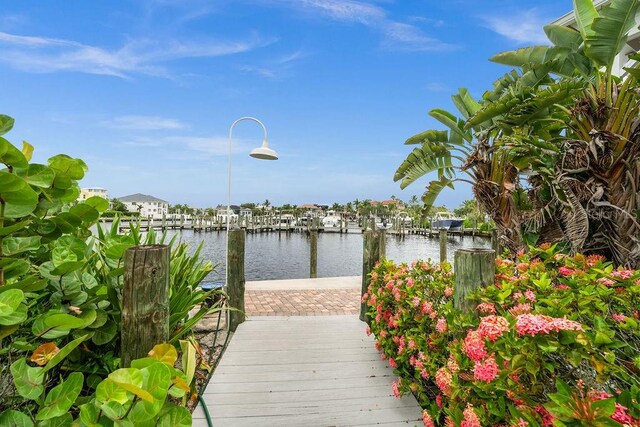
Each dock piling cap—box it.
[200,282,224,291]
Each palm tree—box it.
[395,0,640,266]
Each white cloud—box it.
[104,116,187,131]
[125,135,250,156]
[425,82,448,92]
[481,9,551,45]
[262,0,453,52]
[239,50,308,79]
[0,31,274,78]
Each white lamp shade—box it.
[249,142,278,160]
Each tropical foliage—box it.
[0,115,222,424]
[364,246,640,426]
[395,0,640,267]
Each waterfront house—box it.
[78,187,109,202]
[117,193,169,218]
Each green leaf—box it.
[0,303,27,326]
[404,130,448,145]
[34,413,73,427]
[573,0,599,40]
[109,369,154,403]
[156,404,192,427]
[422,176,458,210]
[0,115,15,136]
[96,378,130,405]
[544,24,584,50]
[180,340,196,386]
[51,212,82,234]
[0,219,31,237]
[585,0,640,68]
[43,334,88,373]
[490,46,551,67]
[128,363,172,421]
[91,319,117,345]
[84,196,109,212]
[2,236,41,256]
[15,164,55,188]
[0,137,28,168]
[36,372,84,421]
[1,259,30,280]
[0,288,24,316]
[0,409,34,427]
[10,358,44,400]
[69,203,99,223]
[0,171,38,218]
[48,155,87,185]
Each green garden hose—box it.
[197,394,214,427]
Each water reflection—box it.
[166,230,491,282]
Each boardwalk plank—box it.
[198,315,423,426]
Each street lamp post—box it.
[226,117,278,290]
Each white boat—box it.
[375,217,393,230]
[322,211,344,228]
[395,212,413,226]
[431,212,464,230]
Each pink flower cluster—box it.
[612,313,627,323]
[461,404,481,427]
[477,315,509,342]
[611,269,634,280]
[422,410,435,427]
[592,391,637,425]
[463,330,487,362]
[473,355,499,383]
[515,314,582,336]
[508,303,532,316]
[391,378,401,398]
[435,367,453,396]
[477,302,496,314]
[558,266,575,276]
[436,317,448,333]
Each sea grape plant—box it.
[0,114,219,422]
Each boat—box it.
[375,217,393,230]
[395,212,413,226]
[431,212,464,230]
[322,210,344,228]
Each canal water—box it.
[165,230,491,283]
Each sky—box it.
[0,0,573,209]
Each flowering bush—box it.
[364,245,640,426]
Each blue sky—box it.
[0,0,571,208]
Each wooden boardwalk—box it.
[193,315,422,426]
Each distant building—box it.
[117,193,169,218]
[299,204,323,212]
[371,200,405,210]
[79,187,109,202]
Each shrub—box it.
[364,245,640,426]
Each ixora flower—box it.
[474,356,499,383]
[477,315,509,342]
[515,314,582,336]
[422,410,435,427]
[461,403,481,427]
[435,367,453,396]
[391,378,401,398]
[558,266,575,276]
[463,330,487,361]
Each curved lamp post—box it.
[226,117,278,289]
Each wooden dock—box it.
[193,313,423,426]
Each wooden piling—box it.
[491,228,501,255]
[121,245,170,367]
[360,230,385,323]
[454,248,496,312]
[439,230,447,263]
[310,228,318,278]
[227,229,246,332]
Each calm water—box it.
[165,230,491,283]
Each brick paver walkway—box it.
[245,289,360,316]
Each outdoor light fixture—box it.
[226,117,278,289]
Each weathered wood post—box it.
[491,228,501,255]
[121,245,170,367]
[454,248,496,312]
[439,229,448,263]
[360,229,385,323]
[227,229,246,332]
[310,226,318,279]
